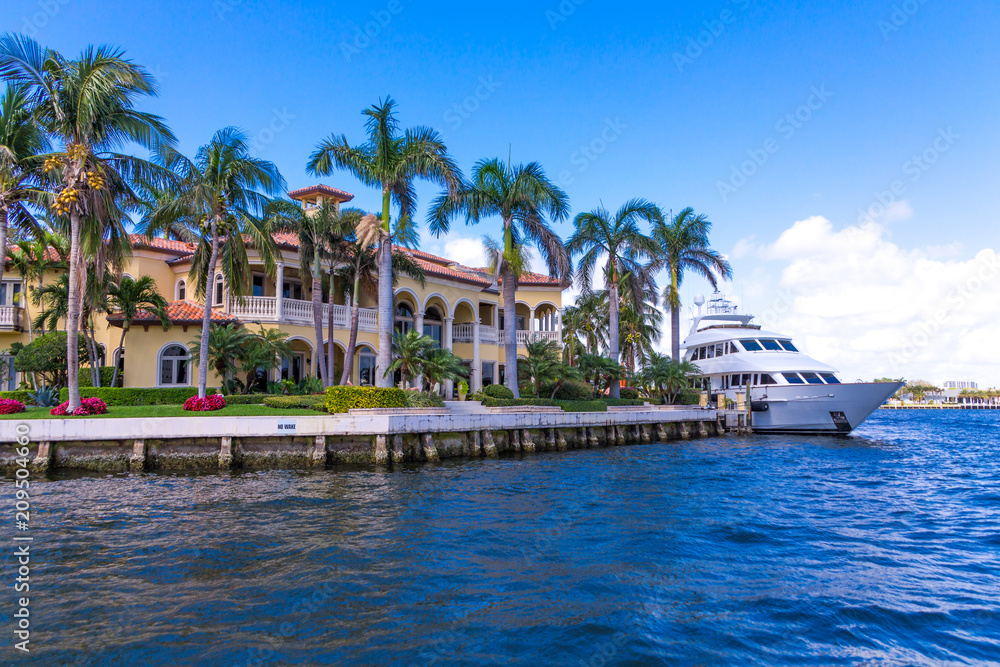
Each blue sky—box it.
[6,0,1000,383]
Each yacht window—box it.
[782,373,805,384]
[760,339,782,351]
[706,346,715,359]
[699,347,707,360]
[731,374,742,387]
[729,341,742,353]
[778,340,798,352]
[753,374,759,385]
[801,372,825,385]
[716,343,725,357]
[820,373,841,384]
[742,374,752,386]
[740,339,763,351]
[760,373,777,385]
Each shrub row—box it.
[325,386,408,414]
[223,394,267,405]
[79,366,123,388]
[0,390,35,405]
[601,398,646,407]
[58,387,217,406]
[263,395,327,411]
[478,396,609,412]
[482,384,514,400]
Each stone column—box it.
[529,307,536,332]
[444,317,455,398]
[275,262,284,322]
[472,318,482,392]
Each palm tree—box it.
[651,207,732,362]
[106,274,170,388]
[385,329,437,388]
[334,213,425,386]
[518,338,562,399]
[307,97,461,388]
[560,304,585,367]
[429,159,570,398]
[188,323,252,394]
[1,34,176,411]
[0,82,47,285]
[269,199,362,388]
[618,296,662,375]
[573,291,608,355]
[421,346,468,393]
[145,128,283,398]
[568,199,660,398]
[240,325,293,393]
[578,351,624,396]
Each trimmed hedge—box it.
[482,384,514,400]
[58,386,218,406]
[545,380,595,401]
[619,387,640,400]
[0,390,35,405]
[479,397,609,412]
[223,394,268,405]
[325,386,408,414]
[602,398,646,407]
[263,395,327,411]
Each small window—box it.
[252,275,265,297]
[820,373,841,385]
[716,344,725,357]
[782,373,805,384]
[801,372,825,385]
[706,345,715,359]
[778,340,798,352]
[742,373,752,386]
[177,280,186,301]
[159,345,189,386]
[760,339,782,351]
[740,339,763,352]
[760,373,777,386]
[729,341,742,353]
[752,374,759,386]
[214,275,224,306]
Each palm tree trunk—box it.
[608,275,621,399]
[37,275,44,335]
[110,325,127,388]
[198,218,221,398]
[66,210,83,411]
[0,209,7,286]
[86,317,100,387]
[341,275,361,385]
[670,268,681,363]
[502,265,519,399]
[327,266,336,385]
[311,269,325,388]
[376,189,393,388]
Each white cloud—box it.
[443,237,486,266]
[734,216,1000,386]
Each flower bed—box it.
[183,395,227,412]
[50,397,108,416]
[0,398,26,415]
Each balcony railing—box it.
[498,330,560,346]
[0,306,23,332]
[227,297,377,332]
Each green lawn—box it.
[0,405,323,420]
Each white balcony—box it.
[227,297,377,332]
[0,306,23,332]
[498,330,560,347]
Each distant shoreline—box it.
[880,404,999,410]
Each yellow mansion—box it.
[0,184,567,395]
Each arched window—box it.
[214,274,224,307]
[394,302,414,335]
[358,346,377,386]
[159,344,190,386]
[176,279,187,301]
[423,307,443,346]
[113,348,125,386]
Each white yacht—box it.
[681,292,903,434]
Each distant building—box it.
[943,380,977,390]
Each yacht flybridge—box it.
[681,293,903,434]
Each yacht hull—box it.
[741,381,903,434]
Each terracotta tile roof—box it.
[469,266,566,287]
[129,235,198,255]
[288,184,355,202]
[107,300,240,327]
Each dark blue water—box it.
[5,410,999,665]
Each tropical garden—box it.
[0,33,731,418]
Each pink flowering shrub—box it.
[50,397,108,416]
[183,394,226,412]
[0,398,26,415]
